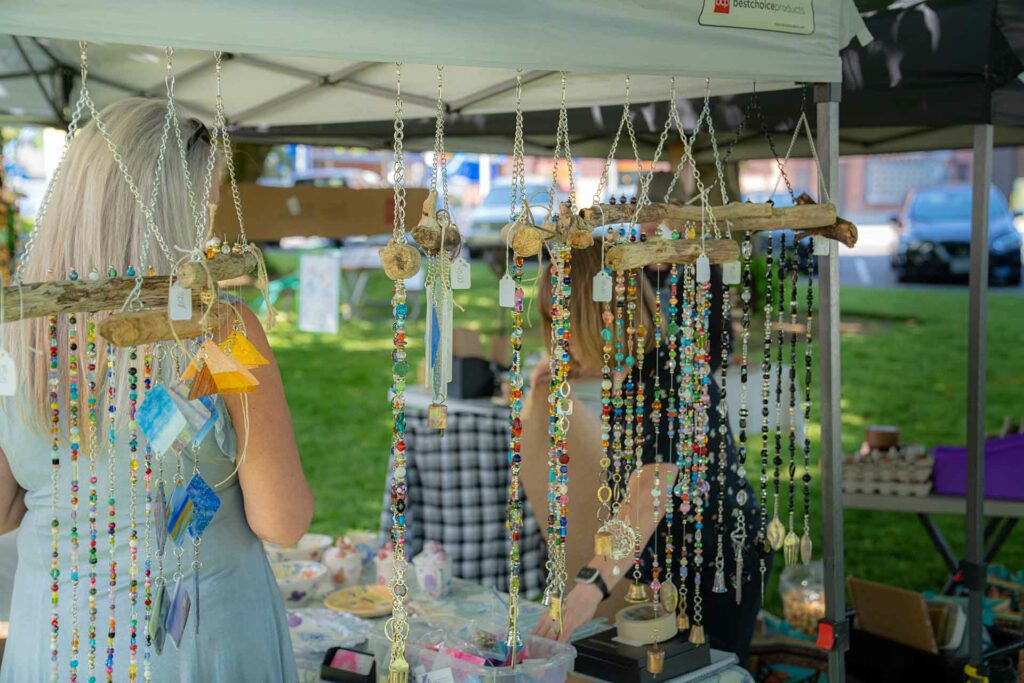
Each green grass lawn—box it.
[267,258,1024,613]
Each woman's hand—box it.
[532,582,603,643]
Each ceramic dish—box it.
[273,560,328,605]
[324,584,393,618]
[264,533,333,563]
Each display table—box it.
[843,493,1024,593]
[289,579,750,682]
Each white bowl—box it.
[322,547,364,588]
[272,560,327,605]
[264,533,333,563]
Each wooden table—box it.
[843,493,1024,593]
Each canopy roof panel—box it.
[0,0,868,126]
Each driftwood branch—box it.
[605,238,740,271]
[176,251,259,289]
[98,302,234,347]
[0,277,207,323]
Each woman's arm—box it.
[534,462,679,642]
[222,306,313,546]
[0,447,27,535]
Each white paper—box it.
[168,284,193,321]
[298,253,341,334]
[499,274,515,308]
[813,237,832,256]
[0,349,16,396]
[699,0,814,35]
[722,260,741,285]
[592,271,613,302]
[450,257,471,289]
[696,253,711,283]
[424,669,455,683]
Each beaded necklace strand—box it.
[674,259,695,631]
[800,242,816,565]
[732,234,753,603]
[105,329,118,682]
[758,236,775,596]
[69,310,82,682]
[49,314,61,683]
[688,265,712,645]
[86,320,99,682]
[127,343,139,679]
[141,350,154,681]
[661,264,680,614]
[783,246,800,566]
[767,236,786,555]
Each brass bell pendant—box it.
[676,610,690,631]
[688,624,706,645]
[647,644,666,675]
[625,581,649,604]
[594,530,613,557]
[546,594,562,622]
[427,402,448,431]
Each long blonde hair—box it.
[538,244,657,374]
[8,97,213,430]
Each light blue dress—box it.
[0,390,297,682]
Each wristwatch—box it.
[575,566,611,601]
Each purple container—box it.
[931,433,1024,501]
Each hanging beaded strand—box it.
[674,258,696,631]
[758,234,775,596]
[503,69,527,665]
[68,308,82,682]
[625,262,649,604]
[783,244,801,566]
[85,320,99,682]
[48,314,62,682]
[661,264,680,614]
[732,234,753,603]
[648,273,664,610]
[105,317,118,683]
[800,242,816,565]
[384,63,413,683]
[766,235,787,555]
[141,349,155,681]
[127,343,140,679]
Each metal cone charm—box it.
[647,645,665,674]
[625,581,649,604]
[387,657,409,683]
[712,568,727,594]
[800,531,813,565]
[688,624,706,645]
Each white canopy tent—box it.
[1,0,870,127]
[0,2,884,681]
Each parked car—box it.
[463,178,565,246]
[891,184,1022,285]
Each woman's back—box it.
[0,391,297,682]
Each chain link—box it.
[212,52,249,245]
[510,70,527,223]
[547,73,577,218]
[391,64,407,244]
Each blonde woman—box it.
[522,245,765,663]
[0,98,312,682]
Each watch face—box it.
[576,567,600,583]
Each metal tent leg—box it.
[815,83,847,682]
[965,123,993,677]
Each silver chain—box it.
[391,64,407,244]
[510,70,527,222]
[432,66,450,216]
[628,78,675,228]
[591,75,640,210]
[547,72,577,218]
[212,51,248,245]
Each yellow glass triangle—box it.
[220,330,270,369]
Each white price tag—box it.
[592,271,613,302]
[424,669,455,683]
[168,284,193,321]
[696,253,711,283]
[0,348,16,397]
[722,260,741,285]
[813,237,832,256]
[499,274,515,308]
[450,257,471,290]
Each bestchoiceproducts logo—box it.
[729,0,807,14]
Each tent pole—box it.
[814,82,847,683]
[965,123,993,676]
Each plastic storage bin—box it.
[368,617,576,683]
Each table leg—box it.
[985,518,1018,562]
[916,514,963,595]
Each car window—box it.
[908,187,1008,221]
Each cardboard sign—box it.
[699,0,814,35]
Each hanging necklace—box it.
[48,313,61,682]
[141,349,154,682]
[674,256,696,632]
[382,62,416,683]
[503,69,527,666]
[86,319,99,681]
[68,307,82,683]
[783,244,800,566]
[661,263,680,616]
[800,242,816,565]
[758,233,774,596]
[105,322,118,682]
[127,342,140,677]
[767,233,786,554]
[732,233,753,603]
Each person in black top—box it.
[529,245,767,664]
